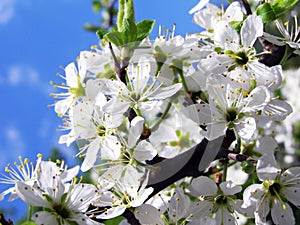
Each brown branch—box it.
[146,129,236,199]
[217,148,257,163]
[258,37,286,67]
[240,0,252,15]
[0,214,13,225]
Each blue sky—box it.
[0,0,225,221]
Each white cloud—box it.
[5,126,26,151]
[7,65,40,86]
[1,126,26,155]
[0,0,15,25]
[0,126,26,168]
[7,66,21,85]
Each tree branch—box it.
[0,214,13,225]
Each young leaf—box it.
[21,222,37,225]
[104,31,125,47]
[92,1,102,12]
[96,28,108,40]
[136,20,155,41]
[272,0,299,15]
[255,3,276,23]
[122,18,137,43]
[117,0,125,31]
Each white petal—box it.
[257,154,281,181]
[70,213,101,225]
[133,140,157,161]
[223,2,243,22]
[248,61,279,90]
[128,116,144,148]
[80,50,110,74]
[32,211,57,225]
[149,123,178,143]
[199,54,233,74]
[168,188,191,221]
[271,199,295,225]
[241,15,263,48]
[128,59,151,94]
[255,136,278,155]
[104,113,124,129]
[204,121,227,141]
[94,92,107,110]
[264,99,293,121]
[189,0,209,14]
[101,135,121,160]
[147,83,182,100]
[97,165,123,191]
[214,21,240,51]
[60,165,80,183]
[283,186,300,207]
[68,183,98,212]
[85,78,110,99]
[189,176,217,197]
[73,100,96,138]
[242,86,270,112]
[134,204,163,225]
[97,206,126,219]
[65,62,78,87]
[215,207,236,225]
[242,184,264,213]
[281,167,300,183]
[130,187,154,207]
[184,102,212,125]
[255,195,270,223]
[220,181,242,196]
[103,97,130,114]
[16,182,49,208]
[54,96,73,115]
[81,138,101,172]
[235,117,256,142]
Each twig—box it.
[240,0,252,15]
[0,214,14,225]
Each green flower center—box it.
[269,182,282,196]
[130,92,141,101]
[234,51,249,66]
[52,203,71,219]
[69,76,86,97]
[226,107,238,122]
[97,125,106,137]
[214,195,228,206]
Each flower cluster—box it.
[2,0,300,224]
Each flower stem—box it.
[222,159,228,182]
[27,205,32,222]
[150,101,172,131]
[178,70,190,94]
[280,45,294,66]
[235,137,241,153]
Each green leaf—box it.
[104,216,125,225]
[136,20,155,41]
[122,18,137,43]
[96,28,108,39]
[272,0,299,15]
[241,161,255,174]
[117,0,125,31]
[92,1,102,12]
[104,31,125,47]
[21,222,37,225]
[255,3,277,23]
[229,20,243,33]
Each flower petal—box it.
[241,15,263,48]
